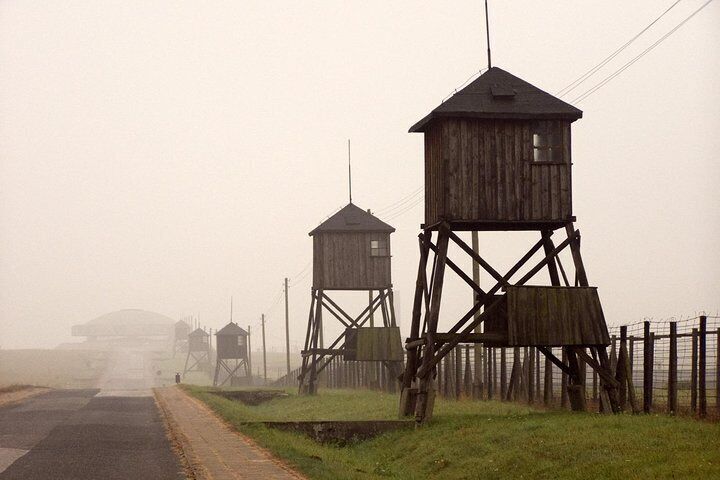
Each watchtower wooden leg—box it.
[213,360,221,387]
[564,222,620,413]
[298,289,317,394]
[565,347,587,411]
[400,233,431,417]
[414,227,450,424]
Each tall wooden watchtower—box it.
[400,67,620,422]
[298,203,404,394]
[213,322,250,387]
[183,327,211,377]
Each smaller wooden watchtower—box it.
[213,322,250,387]
[173,319,191,357]
[183,327,211,377]
[298,203,404,394]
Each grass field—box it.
[183,385,720,480]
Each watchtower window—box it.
[533,123,563,163]
[370,239,388,257]
[237,337,245,346]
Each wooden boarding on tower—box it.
[344,327,403,361]
[483,287,610,347]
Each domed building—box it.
[69,309,176,351]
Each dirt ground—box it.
[0,387,49,408]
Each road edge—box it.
[153,387,208,480]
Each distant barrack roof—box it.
[410,67,583,132]
[215,322,248,336]
[309,203,395,235]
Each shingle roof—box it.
[309,203,395,236]
[410,67,582,132]
[215,322,248,336]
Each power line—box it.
[375,186,424,216]
[288,267,311,288]
[385,195,425,222]
[289,261,311,281]
[571,0,715,104]
[557,0,683,98]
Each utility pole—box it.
[284,277,291,377]
[261,314,267,385]
[247,324,252,383]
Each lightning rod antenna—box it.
[348,139,352,204]
[485,0,492,69]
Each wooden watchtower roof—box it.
[410,67,582,132]
[309,203,395,236]
[215,322,247,337]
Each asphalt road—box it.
[0,349,185,479]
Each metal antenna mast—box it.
[348,139,352,203]
[485,0,492,69]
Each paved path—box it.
[155,387,305,480]
[0,389,184,479]
[0,348,186,479]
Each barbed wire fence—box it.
[273,315,719,419]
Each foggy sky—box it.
[1,1,719,351]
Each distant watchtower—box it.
[173,319,191,357]
[298,203,404,394]
[183,327,211,377]
[400,67,620,422]
[213,322,250,387]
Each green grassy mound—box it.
[183,385,720,480]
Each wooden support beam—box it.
[301,348,347,357]
[423,237,487,298]
[575,348,620,388]
[415,234,572,378]
[541,230,561,287]
[405,332,506,347]
[537,346,572,376]
[447,230,506,286]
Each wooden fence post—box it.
[668,322,678,414]
[535,348,541,400]
[500,348,508,400]
[699,316,707,418]
[561,348,568,409]
[528,346,535,404]
[643,321,653,414]
[464,345,472,396]
[455,346,462,400]
[544,355,552,406]
[691,328,698,413]
[490,347,496,400]
[616,327,628,409]
[716,328,720,416]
